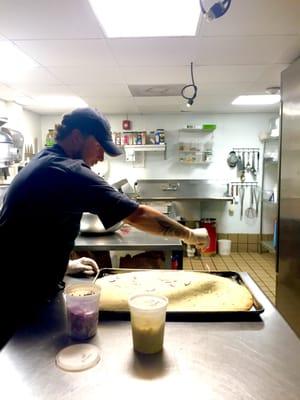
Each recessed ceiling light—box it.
[232,95,280,106]
[88,0,200,38]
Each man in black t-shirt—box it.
[0,107,208,347]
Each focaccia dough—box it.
[96,270,253,312]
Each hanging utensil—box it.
[237,151,243,171]
[254,186,260,217]
[240,152,246,182]
[245,186,256,219]
[257,151,260,173]
[239,186,245,219]
[228,184,235,215]
[235,184,239,204]
[227,151,238,168]
[246,151,251,172]
[250,150,257,178]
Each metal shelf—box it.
[261,240,276,254]
[179,128,215,133]
[124,144,165,152]
[178,160,212,165]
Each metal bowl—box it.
[80,212,122,235]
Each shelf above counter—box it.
[179,127,215,133]
[123,144,166,165]
[124,144,166,152]
[178,160,212,165]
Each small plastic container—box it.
[218,239,232,256]
[128,294,168,354]
[64,283,100,340]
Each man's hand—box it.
[66,257,99,276]
[183,228,210,250]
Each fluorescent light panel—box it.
[88,0,200,38]
[232,95,280,105]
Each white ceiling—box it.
[0,0,299,115]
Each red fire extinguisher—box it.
[200,218,217,256]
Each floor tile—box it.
[182,252,276,305]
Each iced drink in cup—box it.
[64,283,100,340]
[128,294,168,354]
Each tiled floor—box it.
[183,252,276,305]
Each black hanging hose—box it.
[181,62,198,106]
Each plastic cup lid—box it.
[55,344,100,372]
[128,294,168,312]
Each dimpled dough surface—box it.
[96,271,253,312]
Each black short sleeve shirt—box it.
[0,145,139,293]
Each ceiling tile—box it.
[10,84,75,98]
[47,66,125,85]
[253,64,290,87]
[121,66,193,85]
[0,82,17,101]
[107,37,200,66]
[1,67,62,85]
[0,0,104,39]
[194,35,300,65]
[67,84,132,98]
[82,96,139,114]
[194,65,269,84]
[15,39,116,67]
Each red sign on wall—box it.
[122,120,131,130]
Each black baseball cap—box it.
[61,108,123,157]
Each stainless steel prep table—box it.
[74,225,183,269]
[1,273,300,400]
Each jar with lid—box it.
[136,133,142,145]
[155,130,160,144]
[45,129,56,147]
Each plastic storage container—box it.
[218,239,232,256]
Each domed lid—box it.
[0,129,13,144]
[55,344,100,372]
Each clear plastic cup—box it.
[128,294,168,354]
[64,283,100,340]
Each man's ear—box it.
[70,129,84,146]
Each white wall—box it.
[41,112,275,233]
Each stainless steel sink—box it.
[124,179,232,221]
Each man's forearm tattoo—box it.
[155,216,185,237]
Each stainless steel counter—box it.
[74,225,183,268]
[1,273,300,400]
[75,225,182,252]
